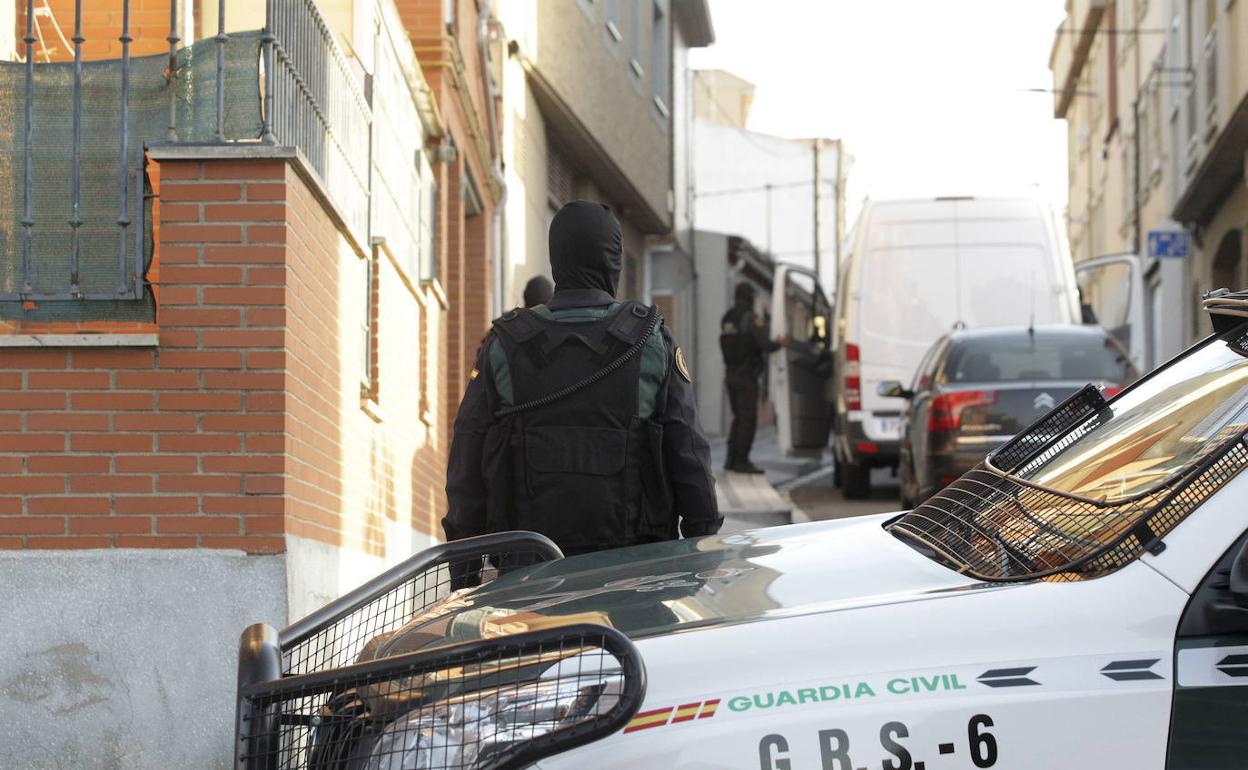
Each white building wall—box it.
[0,550,287,769]
[693,120,839,295]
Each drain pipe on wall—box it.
[480,1,508,317]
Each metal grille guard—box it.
[236,622,646,770]
[279,531,564,677]
[891,362,1248,581]
[233,531,659,770]
[986,383,1106,473]
[889,428,1248,582]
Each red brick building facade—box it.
[0,0,500,764]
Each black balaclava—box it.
[522,275,554,308]
[734,282,755,310]
[548,200,623,296]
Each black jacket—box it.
[444,201,720,551]
[720,302,780,384]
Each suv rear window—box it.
[944,332,1136,384]
[1021,334,1248,499]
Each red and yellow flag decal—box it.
[622,707,673,733]
[623,699,720,734]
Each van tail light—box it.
[928,391,997,433]
[844,343,861,410]
[1101,385,1125,399]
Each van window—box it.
[860,246,1060,344]
[860,247,959,344]
[956,246,1061,327]
[1077,260,1134,354]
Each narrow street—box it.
[710,426,902,530]
[787,467,901,523]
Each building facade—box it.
[1052,0,1248,363]
[664,68,845,434]
[0,0,498,764]
[1169,0,1248,337]
[495,0,712,313]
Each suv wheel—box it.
[841,461,871,499]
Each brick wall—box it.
[0,158,287,552]
[0,155,447,555]
[442,156,467,418]
[284,163,445,553]
[18,0,176,60]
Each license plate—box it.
[874,417,900,437]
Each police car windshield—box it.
[1018,334,1248,500]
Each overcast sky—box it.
[688,1,1070,217]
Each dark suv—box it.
[881,325,1138,508]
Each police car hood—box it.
[367,514,992,659]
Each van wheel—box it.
[899,463,917,508]
[841,462,871,499]
[899,482,915,510]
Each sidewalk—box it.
[707,426,828,531]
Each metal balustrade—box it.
[1,0,393,309]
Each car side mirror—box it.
[877,380,913,399]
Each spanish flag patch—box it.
[622,699,720,734]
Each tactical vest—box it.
[484,301,675,554]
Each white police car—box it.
[235,300,1248,770]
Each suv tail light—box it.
[928,390,997,432]
[844,343,861,410]
[1101,385,1125,399]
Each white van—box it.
[830,196,1080,497]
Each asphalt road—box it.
[787,466,904,522]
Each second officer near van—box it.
[444,201,721,556]
[720,282,788,474]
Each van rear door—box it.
[771,265,834,455]
[1075,254,1147,372]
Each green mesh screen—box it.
[0,31,265,321]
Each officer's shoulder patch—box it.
[470,367,480,380]
[675,346,692,383]
[753,315,765,328]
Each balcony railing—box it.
[1,0,433,318]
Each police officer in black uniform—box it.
[522,275,553,308]
[720,282,788,474]
[444,200,721,556]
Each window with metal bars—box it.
[0,0,376,322]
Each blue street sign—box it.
[1148,230,1190,258]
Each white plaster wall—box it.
[283,530,437,623]
[0,549,287,769]
[694,120,840,295]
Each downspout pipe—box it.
[480,2,508,316]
